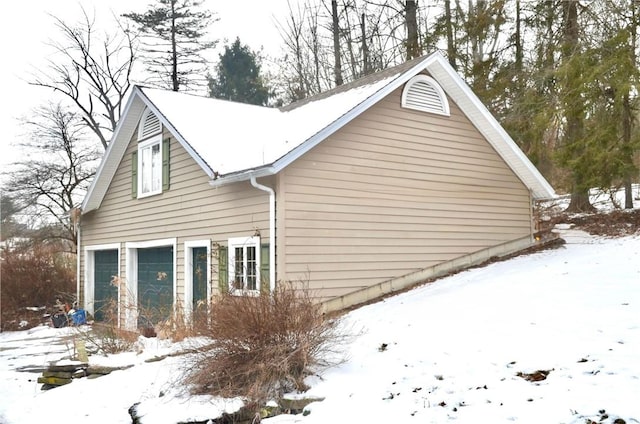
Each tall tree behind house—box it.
[274,0,432,103]
[124,0,217,92]
[208,38,271,106]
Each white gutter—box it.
[209,166,274,188]
[250,175,276,293]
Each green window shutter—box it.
[162,138,170,191]
[131,151,138,198]
[261,244,270,291]
[218,246,228,293]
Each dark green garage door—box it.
[94,249,118,322]
[138,246,173,328]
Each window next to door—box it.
[228,236,260,293]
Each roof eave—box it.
[208,166,274,188]
[81,86,145,214]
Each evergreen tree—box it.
[208,38,270,106]
[124,0,217,92]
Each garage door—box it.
[94,249,118,322]
[137,246,173,327]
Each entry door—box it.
[192,247,208,310]
[137,246,173,327]
[94,249,118,322]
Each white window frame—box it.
[137,134,163,198]
[401,74,450,116]
[228,236,261,295]
[84,243,121,326]
[184,240,211,320]
[125,238,177,330]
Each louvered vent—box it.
[138,108,162,140]
[401,75,450,116]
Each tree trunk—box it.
[170,0,179,91]
[562,0,593,213]
[332,0,343,86]
[405,0,419,60]
[624,1,638,209]
[567,190,595,213]
[515,0,522,73]
[622,93,634,209]
[361,13,370,75]
[444,0,456,69]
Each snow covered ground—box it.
[1,228,639,423]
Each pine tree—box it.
[208,38,270,106]
[123,0,217,92]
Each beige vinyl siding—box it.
[80,129,270,306]
[279,87,532,300]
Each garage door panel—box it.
[94,249,118,322]
[137,246,173,327]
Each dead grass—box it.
[81,299,139,355]
[185,282,346,409]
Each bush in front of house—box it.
[1,243,76,331]
[185,282,345,410]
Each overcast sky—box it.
[0,0,291,173]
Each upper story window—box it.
[401,75,450,116]
[229,236,261,293]
[132,108,169,199]
[138,135,163,197]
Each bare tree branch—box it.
[29,7,136,150]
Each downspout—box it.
[250,175,276,293]
[76,219,81,309]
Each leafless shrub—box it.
[1,243,75,331]
[79,298,138,355]
[185,282,346,409]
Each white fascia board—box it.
[82,87,143,213]
[425,58,556,200]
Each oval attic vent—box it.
[401,75,450,116]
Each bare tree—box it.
[30,8,136,150]
[3,104,99,251]
[275,0,332,101]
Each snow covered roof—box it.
[82,51,555,213]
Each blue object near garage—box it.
[70,309,87,326]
